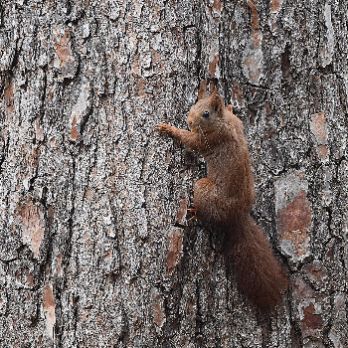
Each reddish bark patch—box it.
[270,0,281,13]
[175,197,189,226]
[70,116,80,142]
[34,118,44,142]
[152,296,166,327]
[166,229,183,273]
[69,82,90,141]
[43,285,55,308]
[4,81,14,113]
[310,112,328,144]
[248,0,259,30]
[27,273,35,287]
[54,30,72,65]
[208,55,219,77]
[18,202,45,259]
[279,191,311,234]
[136,77,146,97]
[213,0,222,11]
[247,0,261,47]
[292,277,325,337]
[278,191,312,258]
[310,112,329,160]
[302,303,323,330]
[43,284,56,339]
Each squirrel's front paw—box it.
[155,123,174,136]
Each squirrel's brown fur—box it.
[156,87,288,311]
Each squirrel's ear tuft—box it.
[198,80,207,100]
[210,83,218,95]
[210,92,223,114]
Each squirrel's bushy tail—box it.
[225,216,288,311]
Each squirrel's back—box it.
[209,108,256,213]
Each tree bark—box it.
[1,1,347,347]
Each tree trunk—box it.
[1,1,347,347]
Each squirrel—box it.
[156,84,288,311]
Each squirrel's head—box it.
[187,90,224,133]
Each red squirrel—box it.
[156,85,288,311]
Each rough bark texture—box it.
[0,1,347,347]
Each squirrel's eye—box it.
[202,111,210,118]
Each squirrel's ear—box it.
[210,83,218,95]
[198,80,207,100]
[210,92,223,114]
